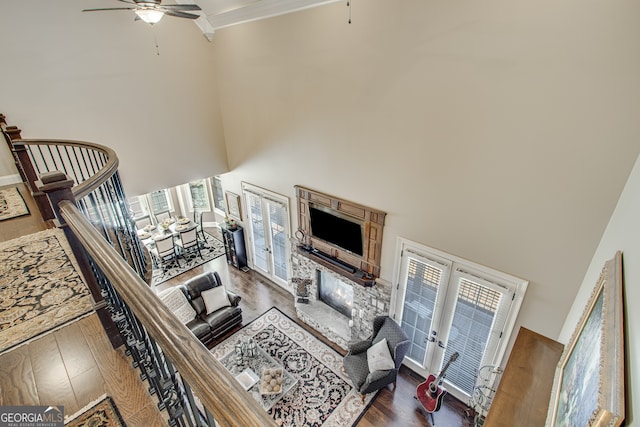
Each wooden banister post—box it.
[4,125,22,141]
[36,170,123,348]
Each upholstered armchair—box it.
[343,316,410,402]
[178,271,243,346]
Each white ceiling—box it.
[176,0,340,40]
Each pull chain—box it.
[152,27,160,56]
[347,1,352,24]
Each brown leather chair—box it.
[178,271,242,346]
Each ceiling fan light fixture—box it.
[135,9,164,24]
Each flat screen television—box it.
[309,204,363,256]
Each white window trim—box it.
[177,179,213,215]
[146,189,174,215]
[211,176,226,216]
[128,195,149,219]
[241,182,292,291]
[390,237,528,369]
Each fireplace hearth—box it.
[292,246,393,349]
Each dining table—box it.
[136,216,196,248]
[136,216,197,268]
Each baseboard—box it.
[0,174,22,187]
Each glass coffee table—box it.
[220,344,297,410]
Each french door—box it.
[242,183,290,292]
[391,239,527,401]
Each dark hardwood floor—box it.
[1,183,473,426]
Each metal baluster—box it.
[112,172,149,278]
[46,145,59,172]
[178,372,210,427]
[71,146,88,182]
[53,145,70,177]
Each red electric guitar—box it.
[416,352,459,413]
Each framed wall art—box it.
[225,191,242,221]
[545,251,625,427]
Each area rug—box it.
[65,395,127,426]
[0,187,30,221]
[151,232,226,286]
[211,308,377,427]
[0,228,94,354]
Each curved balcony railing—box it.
[13,138,150,278]
[4,127,274,426]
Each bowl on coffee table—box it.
[259,368,283,395]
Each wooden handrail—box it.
[59,200,276,427]
[13,138,119,200]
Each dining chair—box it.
[176,226,202,260]
[155,210,172,224]
[134,215,152,230]
[193,210,206,244]
[152,233,180,270]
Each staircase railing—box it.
[2,117,274,427]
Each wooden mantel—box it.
[484,327,564,427]
[295,185,386,279]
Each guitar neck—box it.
[434,352,459,384]
[435,362,451,383]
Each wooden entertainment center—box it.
[295,186,386,286]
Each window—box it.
[188,179,211,211]
[149,189,172,214]
[212,176,225,212]
[128,196,149,218]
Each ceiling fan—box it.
[83,0,202,25]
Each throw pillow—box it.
[201,286,231,314]
[159,288,197,324]
[366,338,395,372]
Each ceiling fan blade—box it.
[163,10,200,19]
[160,4,201,11]
[115,0,139,4]
[82,7,136,12]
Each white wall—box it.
[0,131,20,185]
[0,0,228,196]
[213,0,640,350]
[559,152,639,424]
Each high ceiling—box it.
[177,0,340,40]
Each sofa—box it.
[159,271,243,346]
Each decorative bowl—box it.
[259,368,283,395]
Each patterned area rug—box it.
[0,187,30,221]
[0,228,94,354]
[151,232,226,286]
[212,308,376,427]
[65,396,127,426]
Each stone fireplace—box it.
[291,243,393,350]
[317,270,354,319]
